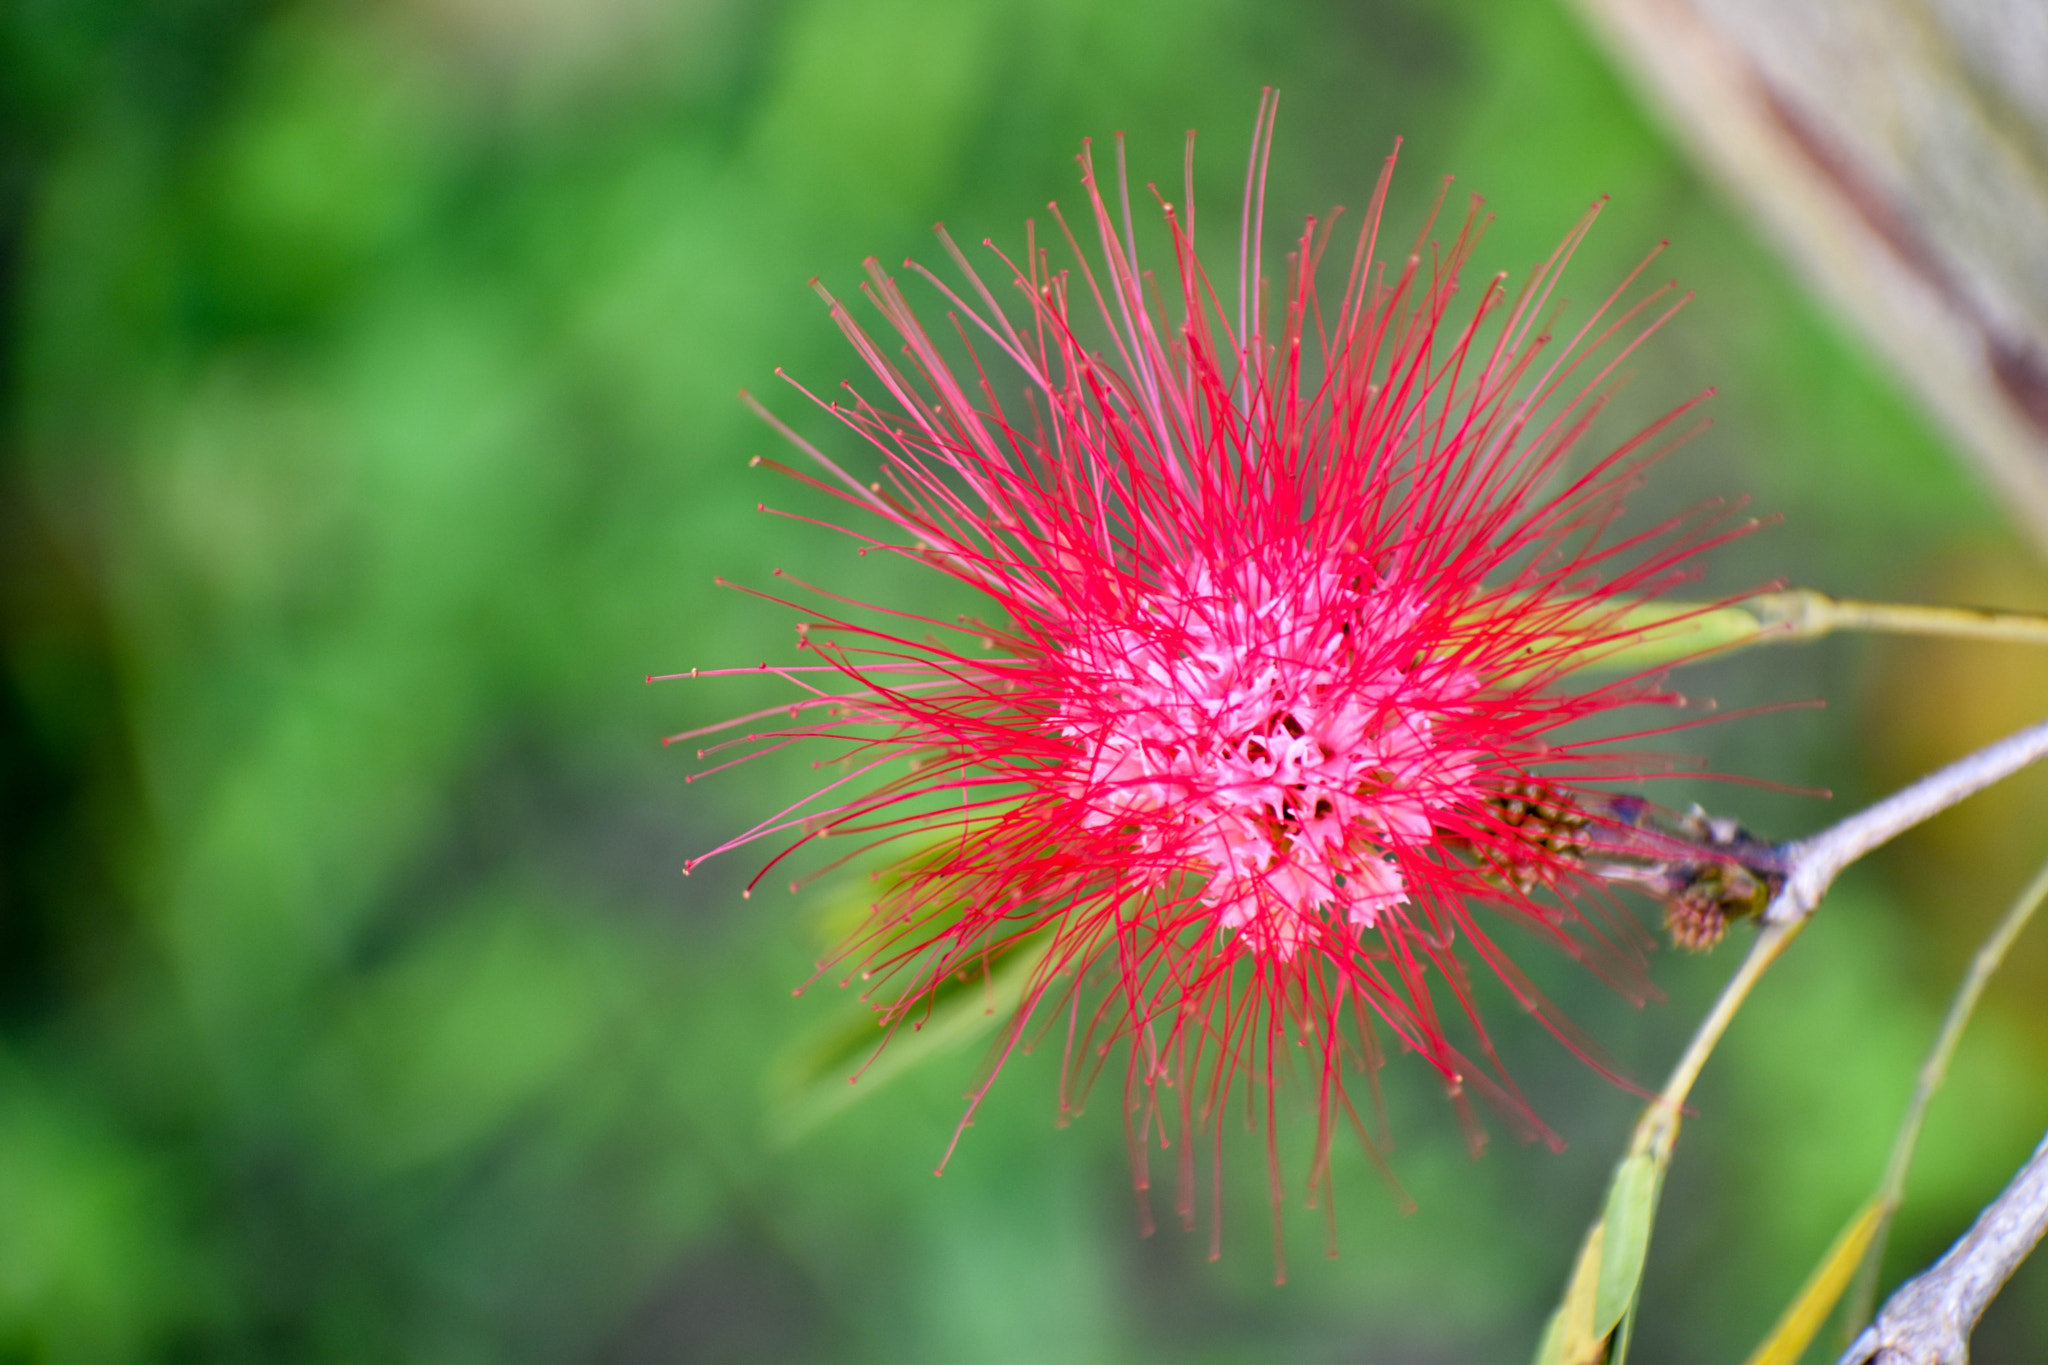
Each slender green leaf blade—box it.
[1593,1152,1660,1339]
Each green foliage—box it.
[1,0,2040,1360]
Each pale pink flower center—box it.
[1059,555,1481,958]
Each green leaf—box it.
[764,932,1054,1144]
[1481,592,1772,683]
[1593,1152,1661,1340]
[1531,1308,1570,1365]
[1581,601,1772,671]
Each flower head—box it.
[673,97,1744,1256]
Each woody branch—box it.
[1839,1127,2048,1365]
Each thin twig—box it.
[1842,855,2048,1337]
[1747,592,2048,647]
[1623,915,1798,1164]
[1838,1128,2048,1365]
[1582,591,2048,674]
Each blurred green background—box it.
[4,0,2047,1360]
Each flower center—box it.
[1059,554,1481,957]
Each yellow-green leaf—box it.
[1536,1219,1610,1365]
[1744,1197,1888,1365]
[1532,1308,1570,1365]
[1581,601,1774,672]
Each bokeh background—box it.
[5,0,2048,1360]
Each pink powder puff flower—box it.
[668,95,1750,1264]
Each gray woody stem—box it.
[1767,715,2048,927]
[1838,1127,2048,1365]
